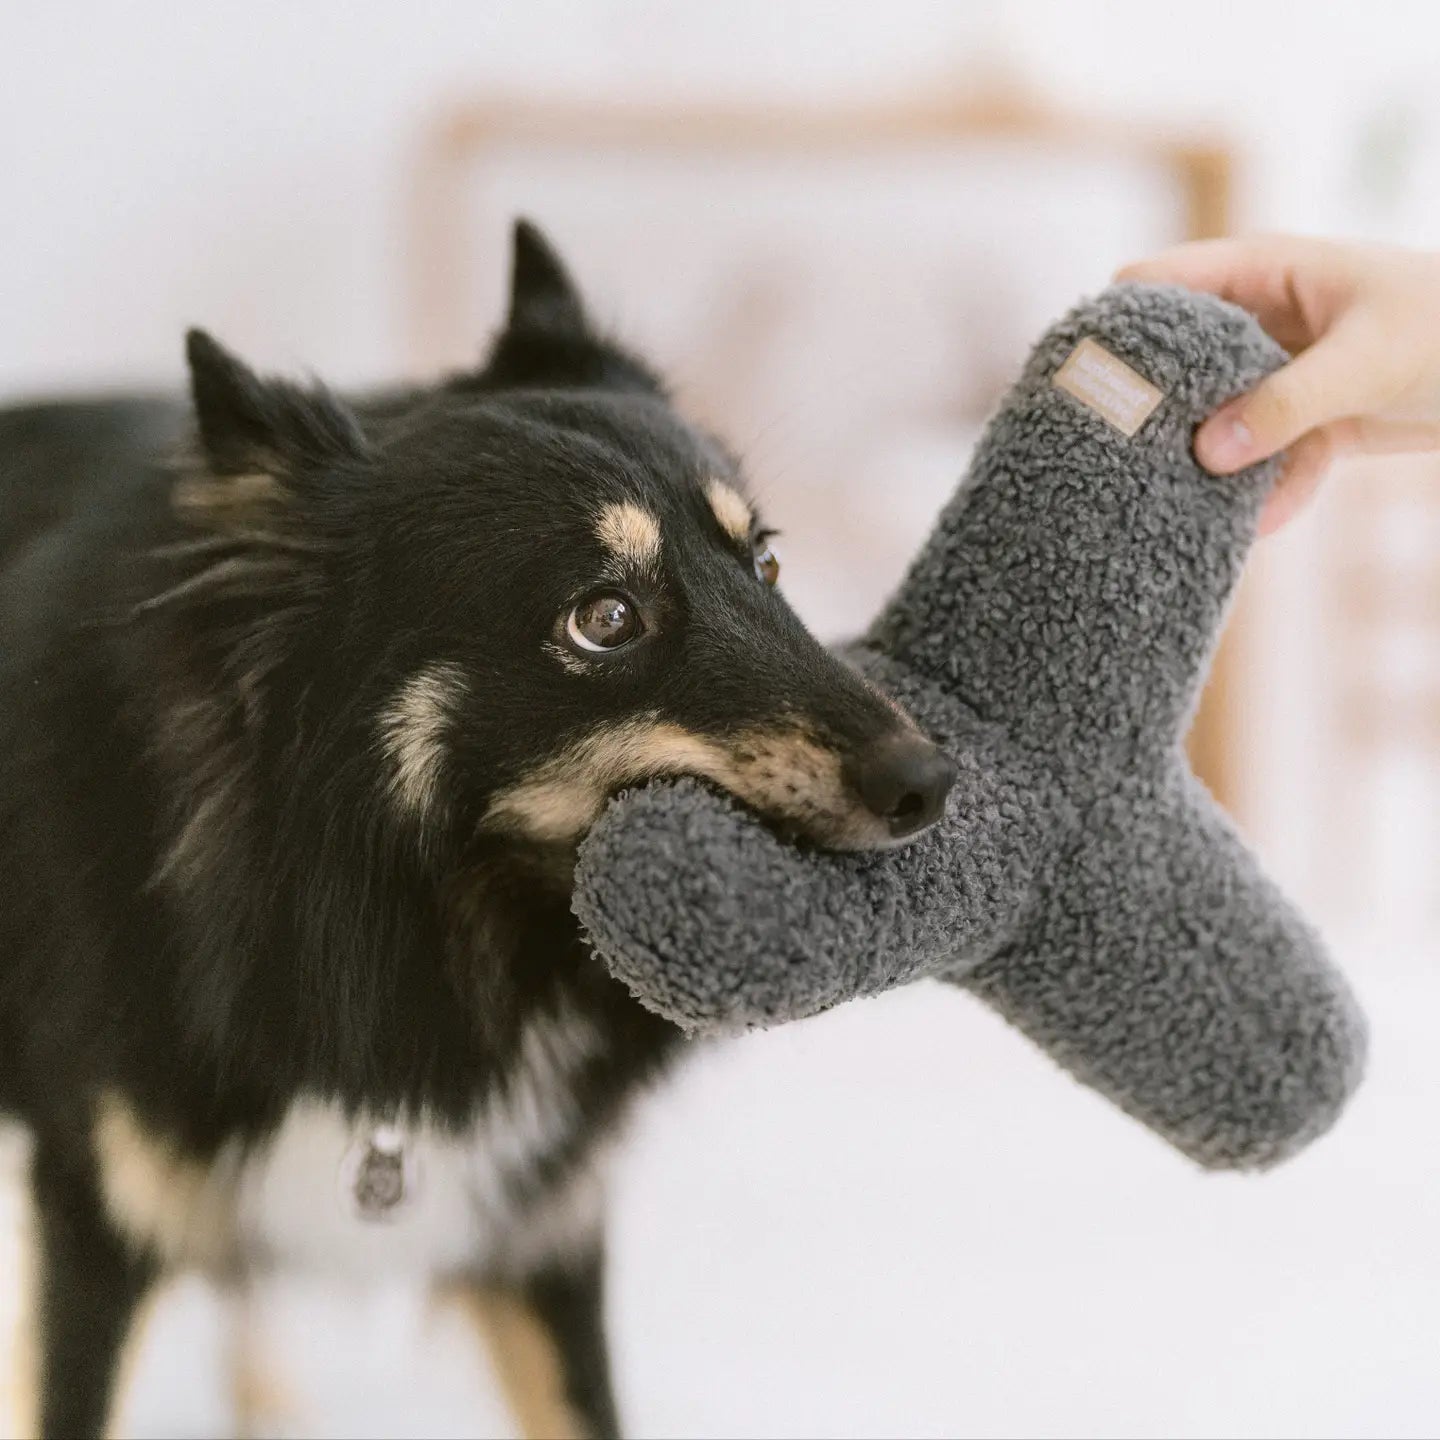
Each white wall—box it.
[7,0,1440,395]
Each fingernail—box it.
[1196,412,1254,473]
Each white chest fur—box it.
[93,1008,608,1280]
[237,1105,494,1276]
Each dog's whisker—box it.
[131,556,301,616]
[147,531,324,562]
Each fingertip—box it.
[1114,257,1181,286]
[1193,409,1257,475]
[1112,239,1243,293]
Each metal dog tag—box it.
[339,1123,419,1222]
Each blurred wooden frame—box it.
[1328,462,1440,744]
[407,83,1245,814]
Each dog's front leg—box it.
[445,1243,619,1440]
[26,1141,157,1440]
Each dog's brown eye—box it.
[753,539,780,586]
[566,592,641,652]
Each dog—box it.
[0,219,955,1438]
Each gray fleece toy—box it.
[573,283,1367,1170]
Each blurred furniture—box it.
[1325,454,1440,911]
[1330,461,1440,740]
[406,76,1246,812]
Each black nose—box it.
[845,733,956,839]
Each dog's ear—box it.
[460,220,664,396]
[185,329,366,474]
[507,218,589,338]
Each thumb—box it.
[1194,317,1381,473]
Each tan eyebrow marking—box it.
[594,501,662,571]
[706,480,753,545]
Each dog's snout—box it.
[845,734,956,840]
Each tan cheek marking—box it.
[594,501,661,573]
[444,1284,590,1440]
[485,719,725,842]
[706,479,753,544]
[484,718,894,851]
[377,662,468,822]
[92,1094,241,1271]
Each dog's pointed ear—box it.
[507,218,589,337]
[461,219,663,395]
[186,328,366,474]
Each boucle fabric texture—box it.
[574,284,1366,1169]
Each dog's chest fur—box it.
[95,1004,610,1281]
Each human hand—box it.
[1117,236,1440,532]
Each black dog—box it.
[0,221,954,1438]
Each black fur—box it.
[0,220,931,1437]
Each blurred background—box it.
[2,2,1438,1436]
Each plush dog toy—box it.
[574,283,1367,1170]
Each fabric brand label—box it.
[1052,337,1164,436]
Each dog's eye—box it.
[566,592,641,652]
[753,536,780,587]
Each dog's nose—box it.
[846,734,956,839]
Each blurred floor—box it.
[4,926,1434,1439]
